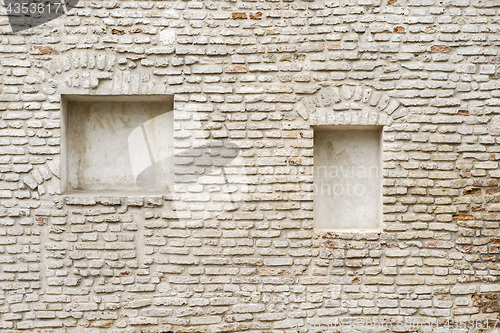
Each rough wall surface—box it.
[0,0,499,332]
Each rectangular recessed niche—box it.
[314,126,382,231]
[62,95,174,193]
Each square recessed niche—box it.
[314,126,382,231]
[62,95,174,193]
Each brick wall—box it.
[0,0,499,332]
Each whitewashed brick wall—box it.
[0,0,499,332]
